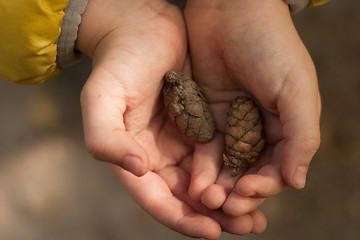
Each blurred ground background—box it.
[1,0,359,239]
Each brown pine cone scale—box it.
[224,96,265,176]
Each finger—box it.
[188,133,224,201]
[278,71,321,190]
[81,70,149,176]
[250,209,268,234]
[235,140,286,198]
[158,165,255,236]
[222,193,265,217]
[201,184,229,210]
[115,166,222,239]
[210,211,254,235]
[235,171,286,198]
[199,158,241,209]
[236,147,286,198]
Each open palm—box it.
[185,0,321,216]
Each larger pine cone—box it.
[163,71,216,143]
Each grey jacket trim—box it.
[284,0,310,12]
[57,0,88,68]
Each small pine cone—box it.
[163,71,216,143]
[224,96,265,176]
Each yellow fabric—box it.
[308,0,330,7]
[0,0,70,84]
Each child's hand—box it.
[185,0,321,216]
[76,0,266,238]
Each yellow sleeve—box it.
[0,0,70,84]
[308,0,330,8]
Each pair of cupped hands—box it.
[76,0,321,238]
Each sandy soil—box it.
[1,0,359,239]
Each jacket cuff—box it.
[284,0,310,12]
[57,0,88,68]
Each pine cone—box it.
[163,71,216,143]
[224,96,265,176]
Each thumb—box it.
[80,70,149,177]
[278,70,321,190]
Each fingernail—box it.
[292,166,307,189]
[121,155,143,176]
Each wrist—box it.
[185,0,291,28]
[186,0,288,10]
[75,0,125,57]
[76,0,184,60]
[76,0,107,57]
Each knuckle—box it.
[86,140,108,162]
[308,133,321,154]
[301,136,321,162]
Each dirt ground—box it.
[1,0,359,239]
